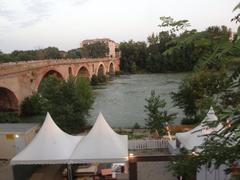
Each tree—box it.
[66,48,81,59]
[20,93,45,116]
[44,47,62,59]
[169,148,198,179]
[232,2,240,23]
[147,33,159,46]
[39,76,94,133]
[172,38,240,124]
[158,16,190,34]
[144,90,176,136]
[80,42,109,58]
[119,40,147,72]
[172,68,228,123]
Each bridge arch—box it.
[77,66,91,79]
[36,70,65,90]
[0,87,18,112]
[97,63,106,77]
[108,62,115,75]
[68,67,73,76]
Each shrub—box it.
[133,122,141,129]
[0,112,20,123]
[91,74,99,86]
[20,93,45,116]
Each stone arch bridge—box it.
[0,57,120,112]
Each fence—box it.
[128,139,168,150]
[167,140,177,155]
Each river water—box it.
[88,73,187,128]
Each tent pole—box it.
[67,164,73,180]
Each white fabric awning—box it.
[69,113,128,163]
[176,107,222,151]
[11,112,128,165]
[11,113,82,165]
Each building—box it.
[0,123,39,159]
[81,38,119,58]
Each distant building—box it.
[80,38,119,58]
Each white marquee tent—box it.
[172,107,231,180]
[11,112,128,165]
[70,112,128,163]
[176,107,222,151]
[11,113,82,165]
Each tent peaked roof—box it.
[70,112,128,163]
[11,113,82,165]
[176,107,222,151]
[203,106,218,123]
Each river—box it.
[88,73,187,128]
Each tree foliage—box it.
[39,76,94,133]
[80,42,109,58]
[0,47,63,63]
[144,90,176,136]
[20,93,46,116]
[119,40,147,73]
[158,16,190,34]
[66,48,81,59]
[21,76,94,133]
[172,38,240,124]
[232,2,240,23]
[119,17,233,74]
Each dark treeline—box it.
[119,17,237,73]
[0,47,64,62]
[0,42,109,63]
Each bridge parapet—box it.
[0,57,119,77]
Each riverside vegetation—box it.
[1,9,240,178]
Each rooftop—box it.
[82,38,116,44]
[0,123,39,134]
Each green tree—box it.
[119,40,147,72]
[172,39,240,124]
[39,76,94,133]
[20,94,45,116]
[172,69,228,123]
[144,90,176,136]
[44,47,62,59]
[232,2,240,23]
[169,148,198,179]
[158,16,190,34]
[81,42,109,58]
[66,48,81,59]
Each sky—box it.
[0,0,239,53]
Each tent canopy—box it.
[11,113,82,165]
[11,112,128,165]
[70,112,128,163]
[176,107,222,151]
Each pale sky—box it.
[0,0,239,53]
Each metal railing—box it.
[128,139,168,150]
